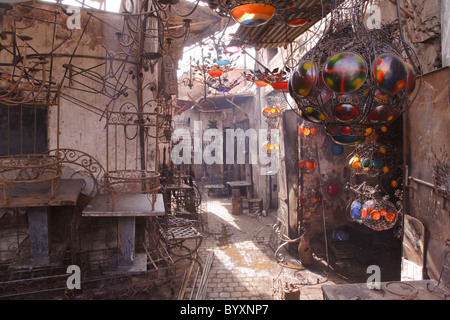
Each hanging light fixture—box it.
[347,182,400,231]
[347,142,399,178]
[230,3,276,27]
[262,106,281,128]
[245,66,289,91]
[288,0,422,146]
[191,34,243,94]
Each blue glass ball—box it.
[331,144,344,156]
[351,208,361,218]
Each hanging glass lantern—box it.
[245,66,289,91]
[288,0,421,146]
[262,106,281,128]
[262,141,279,155]
[230,3,276,27]
[346,182,400,231]
[347,142,398,177]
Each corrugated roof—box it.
[224,0,333,49]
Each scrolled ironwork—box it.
[103,169,161,211]
[46,148,106,198]
[0,154,62,204]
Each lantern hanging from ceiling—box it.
[288,0,422,146]
[230,3,276,27]
[245,67,289,91]
[347,142,399,177]
[192,35,242,95]
[262,106,281,128]
[346,182,400,231]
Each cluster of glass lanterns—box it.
[288,0,421,146]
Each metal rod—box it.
[408,176,435,189]
[314,143,329,267]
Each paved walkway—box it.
[192,195,348,300]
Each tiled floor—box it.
[191,195,348,300]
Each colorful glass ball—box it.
[368,104,391,123]
[334,103,359,123]
[374,53,407,95]
[360,199,398,228]
[323,52,368,93]
[350,201,362,218]
[304,107,326,123]
[290,61,318,96]
[330,134,366,146]
[327,183,340,196]
[340,126,352,135]
[351,208,361,218]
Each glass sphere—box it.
[351,207,361,218]
[334,103,359,122]
[330,134,366,146]
[367,104,391,123]
[290,61,318,97]
[304,107,326,123]
[374,53,407,95]
[331,144,344,156]
[327,182,339,196]
[323,52,368,93]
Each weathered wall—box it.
[442,0,450,67]
[0,2,162,266]
[0,2,161,171]
[403,67,450,280]
[382,0,442,73]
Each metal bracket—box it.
[405,165,448,209]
